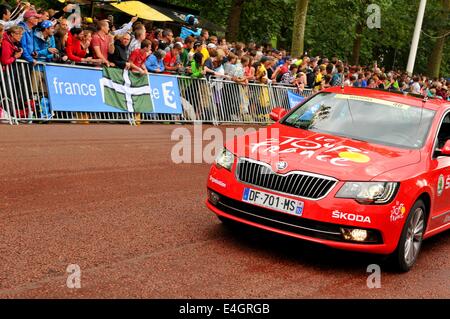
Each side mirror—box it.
[269,107,288,122]
[435,140,450,157]
[442,140,450,156]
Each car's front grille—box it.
[235,158,337,200]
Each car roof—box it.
[322,87,450,112]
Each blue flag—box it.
[288,91,305,109]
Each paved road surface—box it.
[0,125,448,298]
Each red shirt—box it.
[66,32,87,63]
[129,48,148,68]
[90,32,111,60]
[280,64,289,74]
[163,51,177,68]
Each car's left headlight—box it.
[215,148,235,171]
[335,182,399,204]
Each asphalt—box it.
[0,124,448,298]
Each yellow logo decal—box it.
[338,152,371,163]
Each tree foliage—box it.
[167,0,449,76]
[9,0,447,76]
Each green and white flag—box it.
[100,67,153,113]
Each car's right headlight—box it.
[335,182,399,204]
[215,148,235,171]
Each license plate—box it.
[242,188,304,216]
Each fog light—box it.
[208,190,220,206]
[340,228,368,242]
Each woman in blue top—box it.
[145,49,166,73]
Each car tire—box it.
[391,199,426,272]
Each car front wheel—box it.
[391,200,426,272]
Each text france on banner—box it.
[45,65,182,114]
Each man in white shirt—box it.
[0,2,30,29]
[411,76,421,95]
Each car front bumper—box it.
[207,165,407,255]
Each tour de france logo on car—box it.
[338,152,371,163]
[390,201,407,222]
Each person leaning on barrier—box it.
[180,36,194,68]
[255,56,271,84]
[109,32,131,70]
[66,27,99,64]
[30,20,57,99]
[18,9,41,66]
[90,20,115,67]
[0,25,23,66]
[128,39,151,74]
[53,28,68,62]
[145,49,165,73]
[190,51,205,78]
[163,42,182,74]
[33,20,58,63]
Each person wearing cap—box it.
[255,56,271,84]
[193,40,203,53]
[207,43,217,50]
[17,9,41,64]
[33,20,57,63]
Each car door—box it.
[429,110,450,228]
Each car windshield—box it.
[282,92,436,149]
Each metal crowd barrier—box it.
[0,60,313,125]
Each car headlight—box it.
[335,182,399,204]
[215,148,235,171]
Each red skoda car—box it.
[207,87,450,272]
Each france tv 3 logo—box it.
[162,81,177,109]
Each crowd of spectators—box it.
[0,0,449,102]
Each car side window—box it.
[437,113,450,149]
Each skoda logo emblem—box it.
[276,161,288,170]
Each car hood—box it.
[226,123,421,181]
